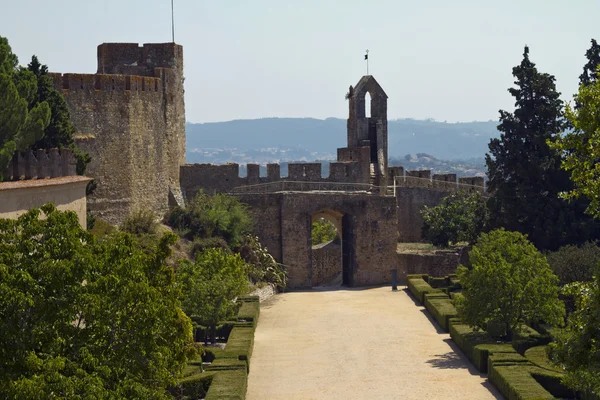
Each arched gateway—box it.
[239,192,397,288]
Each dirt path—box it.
[246,286,503,400]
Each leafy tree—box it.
[551,70,600,217]
[546,241,600,286]
[421,191,488,247]
[178,248,248,344]
[0,37,50,172]
[549,278,600,396]
[166,192,253,248]
[486,46,600,251]
[311,218,338,245]
[549,71,600,396]
[456,229,565,340]
[0,205,197,398]
[579,38,600,86]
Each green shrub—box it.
[191,236,230,259]
[166,192,253,247]
[121,208,158,235]
[407,277,442,304]
[546,241,600,285]
[237,235,287,289]
[89,217,116,237]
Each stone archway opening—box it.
[310,209,352,287]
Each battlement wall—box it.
[97,42,183,76]
[0,149,77,181]
[388,167,485,193]
[180,160,366,200]
[49,73,163,95]
[181,162,486,200]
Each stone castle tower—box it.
[50,43,186,224]
[338,75,388,187]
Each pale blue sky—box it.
[2,0,598,123]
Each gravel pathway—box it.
[246,286,503,400]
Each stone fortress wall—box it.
[49,43,186,225]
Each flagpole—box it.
[365,49,369,75]
[171,0,175,43]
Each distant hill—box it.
[186,118,499,161]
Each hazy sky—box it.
[3,0,599,123]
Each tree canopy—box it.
[421,191,488,247]
[0,37,50,172]
[177,248,248,343]
[0,205,197,399]
[579,38,600,86]
[456,229,564,339]
[311,218,338,246]
[486,46,600,251]
[0,36,89,175]
[549,63,600,397]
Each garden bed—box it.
[407,275,578,400]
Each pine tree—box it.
[486,46,600,250]
[26,56,90,174]
[579,38,600,86]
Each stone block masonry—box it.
[239,192,398,288]
[50,43,186,225]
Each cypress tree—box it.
[486,46,600,250]
[579,38,600,86]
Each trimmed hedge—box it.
[449,320,516,372]
[487,349,573,400]
[408,277,442,304]
[424,293,457,332]
[205,369,248,400]
[224,326,256,372]
[173,371,215,400]
[530,369,577,399]
[178,297,260,400]
[488,363,554,400]
[524,346,562,373]
[237,299,260,327]
[512,326,549,355]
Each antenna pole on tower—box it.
[171,0,175,43]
